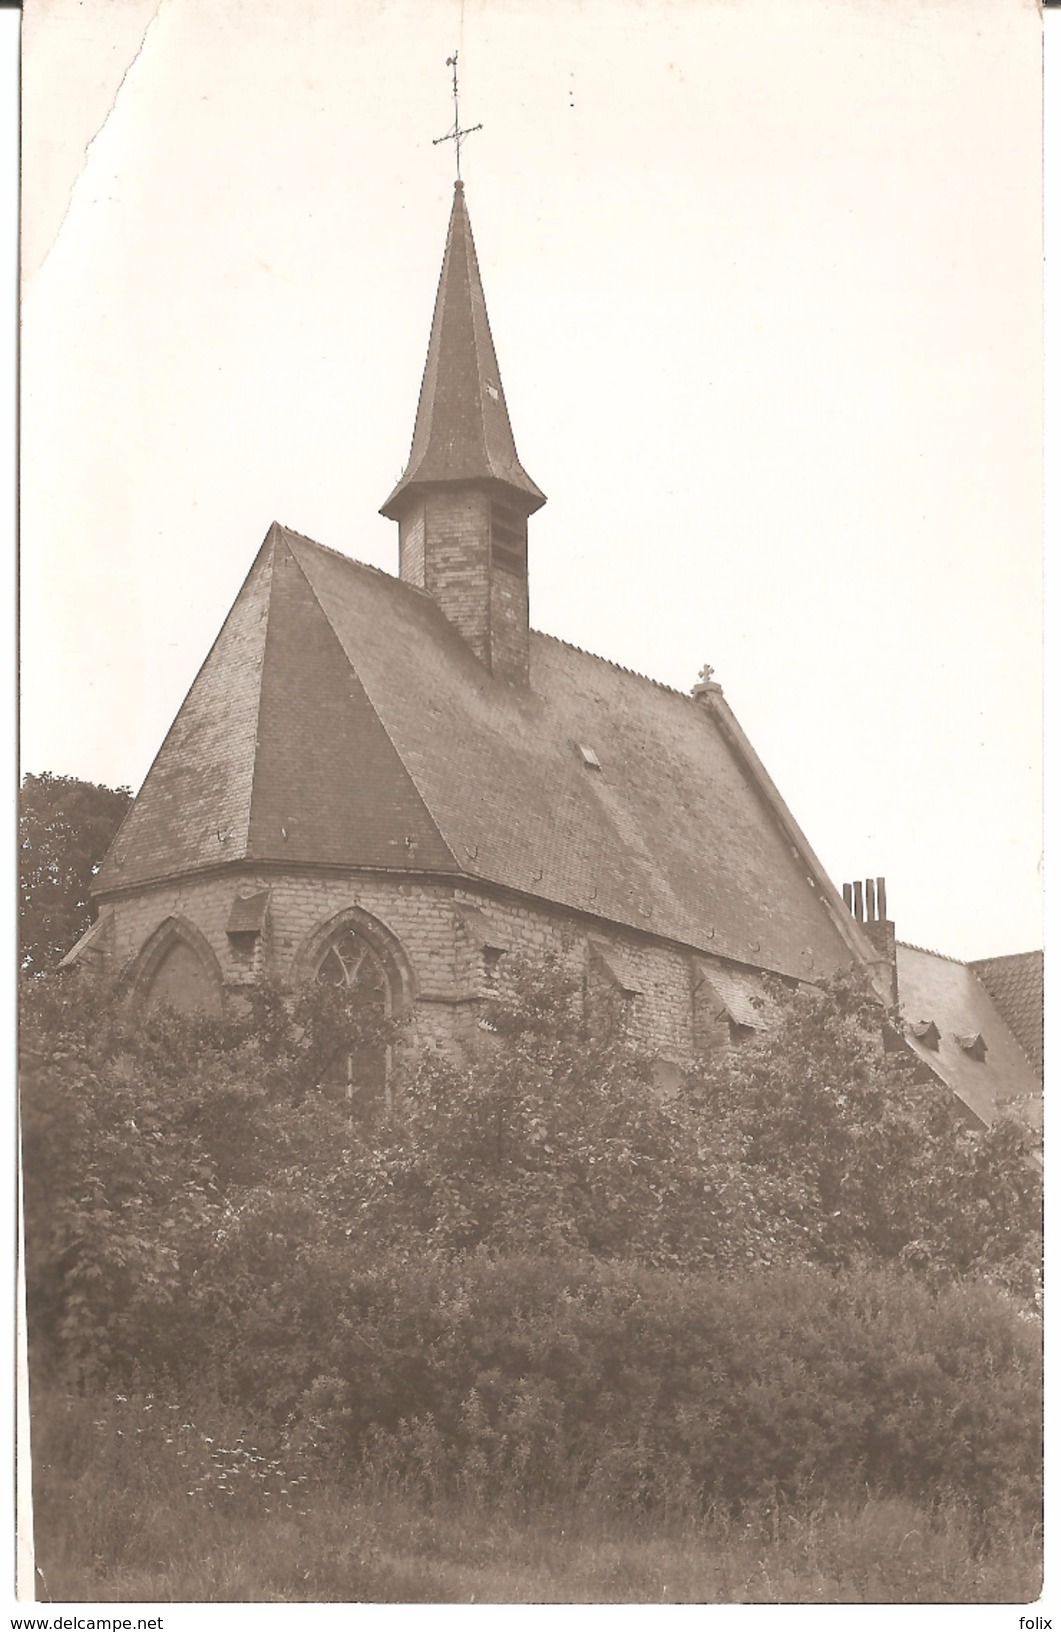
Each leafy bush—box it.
[289,1253,1041,1517]
[19,972,393,1385]
[20,956,1041,1522]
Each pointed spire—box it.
[380,182,545,520]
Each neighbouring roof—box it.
[380,181,545,520]
[895,943,1042,1126]
[969,950,1043,1076]
[96,524,860,983]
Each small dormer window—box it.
[910,1018,941,1050]
[881,1020,905,1053]
[727,1018,756,1046]
[956,1032,988,1062]
[226,889,270,956]
[588,939,642,997]
[491,498,527,577]
[455,906,510,991]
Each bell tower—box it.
[380,180,545,686]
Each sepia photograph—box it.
[17,0,1044,1608]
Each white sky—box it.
[18,0,1043,963]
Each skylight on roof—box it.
[577,743,602,770]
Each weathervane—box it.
[433,51,482,180]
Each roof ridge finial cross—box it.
[433,51,482,181]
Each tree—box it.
[19,772,131,974]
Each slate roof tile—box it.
[246,534,455,872]
[97,524,862,983]
[381,182,544,519]
[95,542,274,889]
[289,531,855,978]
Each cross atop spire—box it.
[432,51,482,180]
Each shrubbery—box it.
[313,1254,1041,1516]
[20,956,1042,1522]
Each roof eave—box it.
[380,468,547,522]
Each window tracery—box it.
[314,926,390,1112]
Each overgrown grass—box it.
[31,1389,1042,1604]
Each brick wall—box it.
[421,489,492,663]
[489,564,529,686]
[862,918,898,1005]
[397,487,531,684]
[398,501,427,589]
[98,868,754,1069]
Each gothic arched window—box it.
[314,926,390,1113]
[146,938,222,1017]
[132,916,224,1018]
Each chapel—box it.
[67,180,1042,1127]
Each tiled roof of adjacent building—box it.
[896,943,1042,1126]
[969,950,1043,1076]
[96,523,864,982]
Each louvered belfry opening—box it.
[490,496,528,577]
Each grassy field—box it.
[33,1484,1044,1605]
[31,1393,1042,1605]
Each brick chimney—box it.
[842,876,898,1005]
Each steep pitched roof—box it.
[95,540,275,889]
[97,525,864,984]
[380,181,545,519]
[969,951,1043,1076]
[895,943,1042,1126]
[95,526,458,892]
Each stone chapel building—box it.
[66,181,1042,1128]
